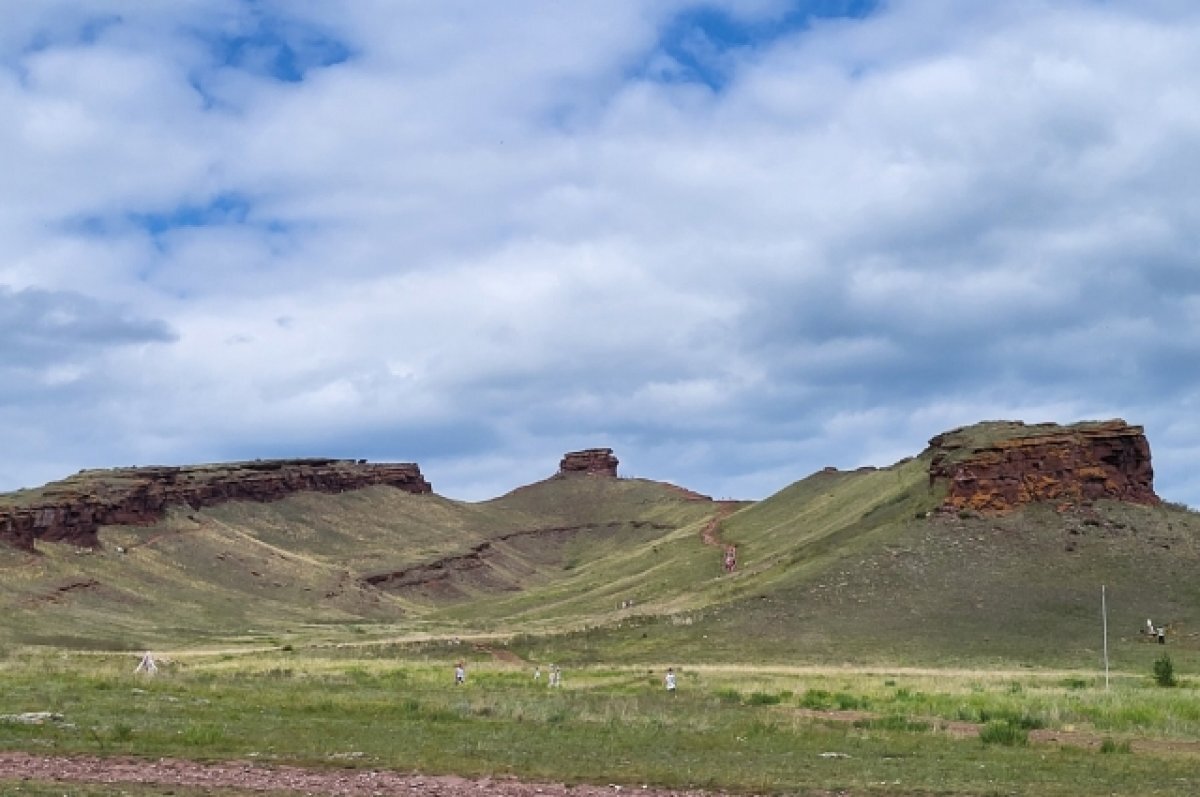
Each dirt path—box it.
[699,502,739,548]
[0,753,791,797]
[476,642,525,664]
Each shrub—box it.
[977,709,1043,729]
[713,688,742,704]
[835,692,867,710]
[746,692,782,706]
[799,689,833,710]
[854,714,930,733]
[1099,737,1132,754]
[979,720,1028,746]
[1153,654,1177,688]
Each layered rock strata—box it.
[558,448,619,477]
[0,459,431,551]
[928,419,1157,512]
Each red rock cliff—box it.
[927,419,1158,512]
[559,448,619,477]
[0,459,431,551]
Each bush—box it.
[854,714,930,733]
[979,720,1028,746]
[1153,654,1177,688]
[713,688,742,704]
[976,709,1043,729]
[799,689,833,710]
[835,692,867,710]
[1099,737,1132,754]
[746,692,782,706]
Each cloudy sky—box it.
[3,0,1200,504]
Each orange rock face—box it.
[0,459,431,551]
[928,420,1158,512]
[558,448,619,477]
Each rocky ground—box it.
[0,753,777,797]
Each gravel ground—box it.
[0,753,785,797]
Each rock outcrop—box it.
[559,448,619,477]
[927,419,1158,512]
[0,459,431,551]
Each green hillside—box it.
[0,475,721,650]
[1,444,1198,673]
[536,459,1200,669]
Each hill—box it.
[0,425,1197,671]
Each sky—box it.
[3,0,1200,505]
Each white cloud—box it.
[2,1,1200,506]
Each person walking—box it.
[454,662,466,685]
[664,667,677,695]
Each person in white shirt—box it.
[664,667,677,695]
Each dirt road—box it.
[0,753,779,797]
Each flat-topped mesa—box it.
[927,419,1158,513]
[559,448,619,478]
[0,458,432,551]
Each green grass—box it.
[1,652,1199,796]
[6,428,1200,793]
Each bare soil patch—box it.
[0,753,790,797]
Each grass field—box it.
[3,429,1200,793]
[2,648,1199,796]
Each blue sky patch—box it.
[130,193,252,236]
[19,13,123,55]
[63,193,262,242]
[195,5,352,83]
[641,0,880,90]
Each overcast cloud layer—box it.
[3,1,1200,504]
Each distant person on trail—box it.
[664,667,677,695]
[1157,626,1166,645]
[534,666,541,682]
[454,662,466,685]
[723,545,737,574]
[134,651,158,675]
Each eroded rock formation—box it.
[559,448,619,477]
[0,459,431,551]
[928,419,1158,512]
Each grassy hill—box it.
[526,459,1200,669]
[1,437,1198,672]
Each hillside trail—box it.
[699,501,739,547]
[699,501,740,573]
[476,642,525,664]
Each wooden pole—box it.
[1102,585,1110,691]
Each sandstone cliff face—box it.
[928,420,1157,512]
[559,448,619,477]
[0,459,431,551]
